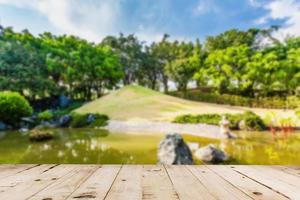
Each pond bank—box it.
[105,120,222,139]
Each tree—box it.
[166,41,201,93]
[0,40,55,100]
[204,29,260,52]
[199,45,251,94]
[101,34,143,85]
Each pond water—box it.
[0,129,299,164]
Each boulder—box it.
[195,144,228,164]
[158,133,193,165]
[58,115,72,127]
[29,129,54,141]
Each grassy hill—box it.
[76,85,297,122]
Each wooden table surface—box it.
[0,165,299,200]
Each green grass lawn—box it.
[76,85,298,123]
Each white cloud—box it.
[253,0,300,38]
[0,0,122,42]
[193,0,218,16]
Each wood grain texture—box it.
[207,165,289,200]
[142,165,179,200]
[0,165,299,200]
[104,165,143,200]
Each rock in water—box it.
[195,144,228,164]
[158,133,194,165]
[58,115,72,127]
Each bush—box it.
[173,111,265,131]
[37,111,54,122]
[174,114,221,125]
[53,102,84,119]
[169,90,300,109]
[70,113,109,128]
[0,91,33,125]
[240,111,266,131]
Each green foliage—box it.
[37,111,54,122]
[173,112,265,131]
[0,25,299,104]
[53,102,84,119]
[240,111,266,131]
[0,91,33,125]
[170,90,300,109]
[174,114,221,125]
[70,113,109,128]
[0,28,123,100]
[89,114,109,127]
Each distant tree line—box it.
[0,25,299,101]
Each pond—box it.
[0,129,300,164]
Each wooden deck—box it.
[0,165,299,200]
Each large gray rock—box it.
[195,144,228,163]
[158,133,193,165]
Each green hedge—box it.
[170,91,300,109]
[0,91,33,125]
[70,113,109,128]
[37,110,54,122]
[173,111,266,131]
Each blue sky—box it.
[0,0,299,42]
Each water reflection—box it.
[0,129,299,164]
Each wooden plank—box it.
[142,165,179,200]
[187,165,252,200]
[67,165,121,200]
[0,165,76,200]
[0,164,55,188]
[29,165,98,200]
[271,166,300,177]
[165,165,215,200]
[0,165,38,180]
[231,165,300,200]
[105,165,143,200]
[207,165,288,200]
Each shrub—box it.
[37,111,54,122]
[89,114,109,127]
[70,113,89,128]
[0,91,33,125]
[174,114,221,125]
[241,111,266,131]
[70,113,109,128]
[173,112,265,131]
[53,101,84,119]
[169,90,300,109]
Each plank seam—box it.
[231,167,291,199]
[186,165,229,200]
[163,165,182,200]
[25,165,76,200]
[203,165,255,200]
[64,165,101,200]
[103,165,123,200]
